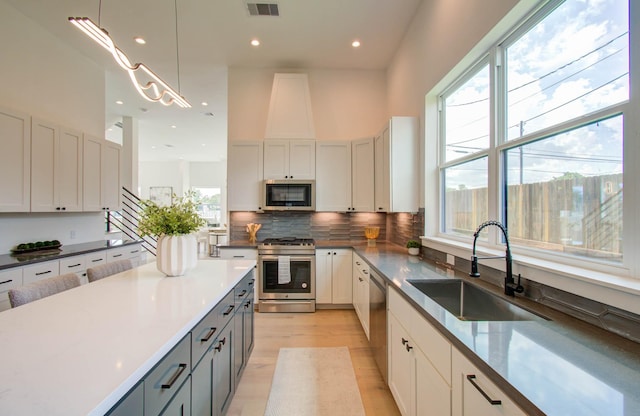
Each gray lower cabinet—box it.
[107,270,254,416]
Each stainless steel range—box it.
[258,237,316,313]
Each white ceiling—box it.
[7,0,422,162]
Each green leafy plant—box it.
[138,191,205,237]
[406,240,421,249]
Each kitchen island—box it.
[0,259,256,415]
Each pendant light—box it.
[69,0,191,108]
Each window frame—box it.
[431,0,636,280]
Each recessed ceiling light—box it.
[134,37,146,45]
[115,100,124,105]
[352,40,361,48]
[171,125,177,129]
[151,146,157,149]
[251,39,260,46]
[201,102,208,106]
[201,143,206,147]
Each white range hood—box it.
[265,73,316,139]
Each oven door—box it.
[258,255,315,300]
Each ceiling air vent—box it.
[246,3,279,16]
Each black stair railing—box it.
[106,187,157,257]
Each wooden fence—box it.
[445,173,622,259]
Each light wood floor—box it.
[227,309,401,416]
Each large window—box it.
[439,0,629,264]
[192,187,222,227]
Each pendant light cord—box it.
[174,0,182,94]
[98,0,102,26]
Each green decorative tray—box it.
[11,243,62,254]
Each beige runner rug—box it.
[264,346,366,416]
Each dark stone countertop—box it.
[0,240,142,271]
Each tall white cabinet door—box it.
[315,141,351,211]
[82,135,102,211]
[228,142,263,211]
[101,140,122,211]
[331,249,353,304]
[351,138,374,212]
[315,250,333,304]
[288,140,315,179]
[388,314,414,416]
[0,107,30,212]
[263,140,289,179]
[374,128,390,212]
[57,127,83,211]
[30,118,57,212]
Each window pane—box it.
[504,116,623,261]
[443,157,488,236]
[444,65,490,161]
[192,187,222,227]
[506,0,629,141]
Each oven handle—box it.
[259,255,316,262]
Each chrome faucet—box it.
[469,220,524,297]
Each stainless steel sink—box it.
[407,279,544,321]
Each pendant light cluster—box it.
[69,1,190,108]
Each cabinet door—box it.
[57,127,83,211]
[416,347,451,416]
[315,250,332,304]
[102,140,122,211]
[243,294,254,359]
[0,268,23,311]
[83,134,103,211]
[30,118,57,212]
[263,140,289,179]
[228,142,263,211]
[212,324,234,416]
[331,249,353,304]
[374,129,390,212]
[288,140,315,179]
[315,141,351,211]
[0,107,30,212]
[191,347,213,416]
[107,381,144,416]
[233,307,244,387]
[160,376,191,416]
[388,314,414,416]
[351,138,374,212]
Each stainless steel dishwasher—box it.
[369,269,388,383]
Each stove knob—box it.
[302,283,308,289]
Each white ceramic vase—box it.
[408,247,420,256]
[156,234,198,276]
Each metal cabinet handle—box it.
[223,305,235,316]
[358,277,363,282]
[200,327,217,342]
[214,337,227,352]
[401,338,409,345]
[363,270,368,274]
[248,279,255,286]
[466,375,502,405]
[356,261,361,265]
[405,344,413,352]
[112,254,123,257]
[245,300,251,309]
[238,290,247,297]
[35,270,52,276]
[92,258,104,262]
[68,263,81,268]
[0,279,12,285]
[161,363,187,389]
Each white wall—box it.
[138,161,189,199]
[228,68,388,141]
[0,1,107,253]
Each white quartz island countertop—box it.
[0,259,256,415]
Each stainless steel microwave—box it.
[263,180,315,211]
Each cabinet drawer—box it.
[215,291,237,331]
[59,256,86,274]
[144,333,191,416]
[191,308,220,370]
[85,250,107,266]
[353,253,369,276]
[22,260,60,285]
[234,273,255,304]
[219,248,257,260]
[107,245,140,262]
[0,268,23,311]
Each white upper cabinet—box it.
[0,107,30,212]
[264,139,315,179]
[265,73,315,139]
[315,138,374,212]
[31,118,83,212]
[374,116,419,213]
[315,141,351,211]
[351,137,375,212]
[82,135,122,212]
[228,141,264,211]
